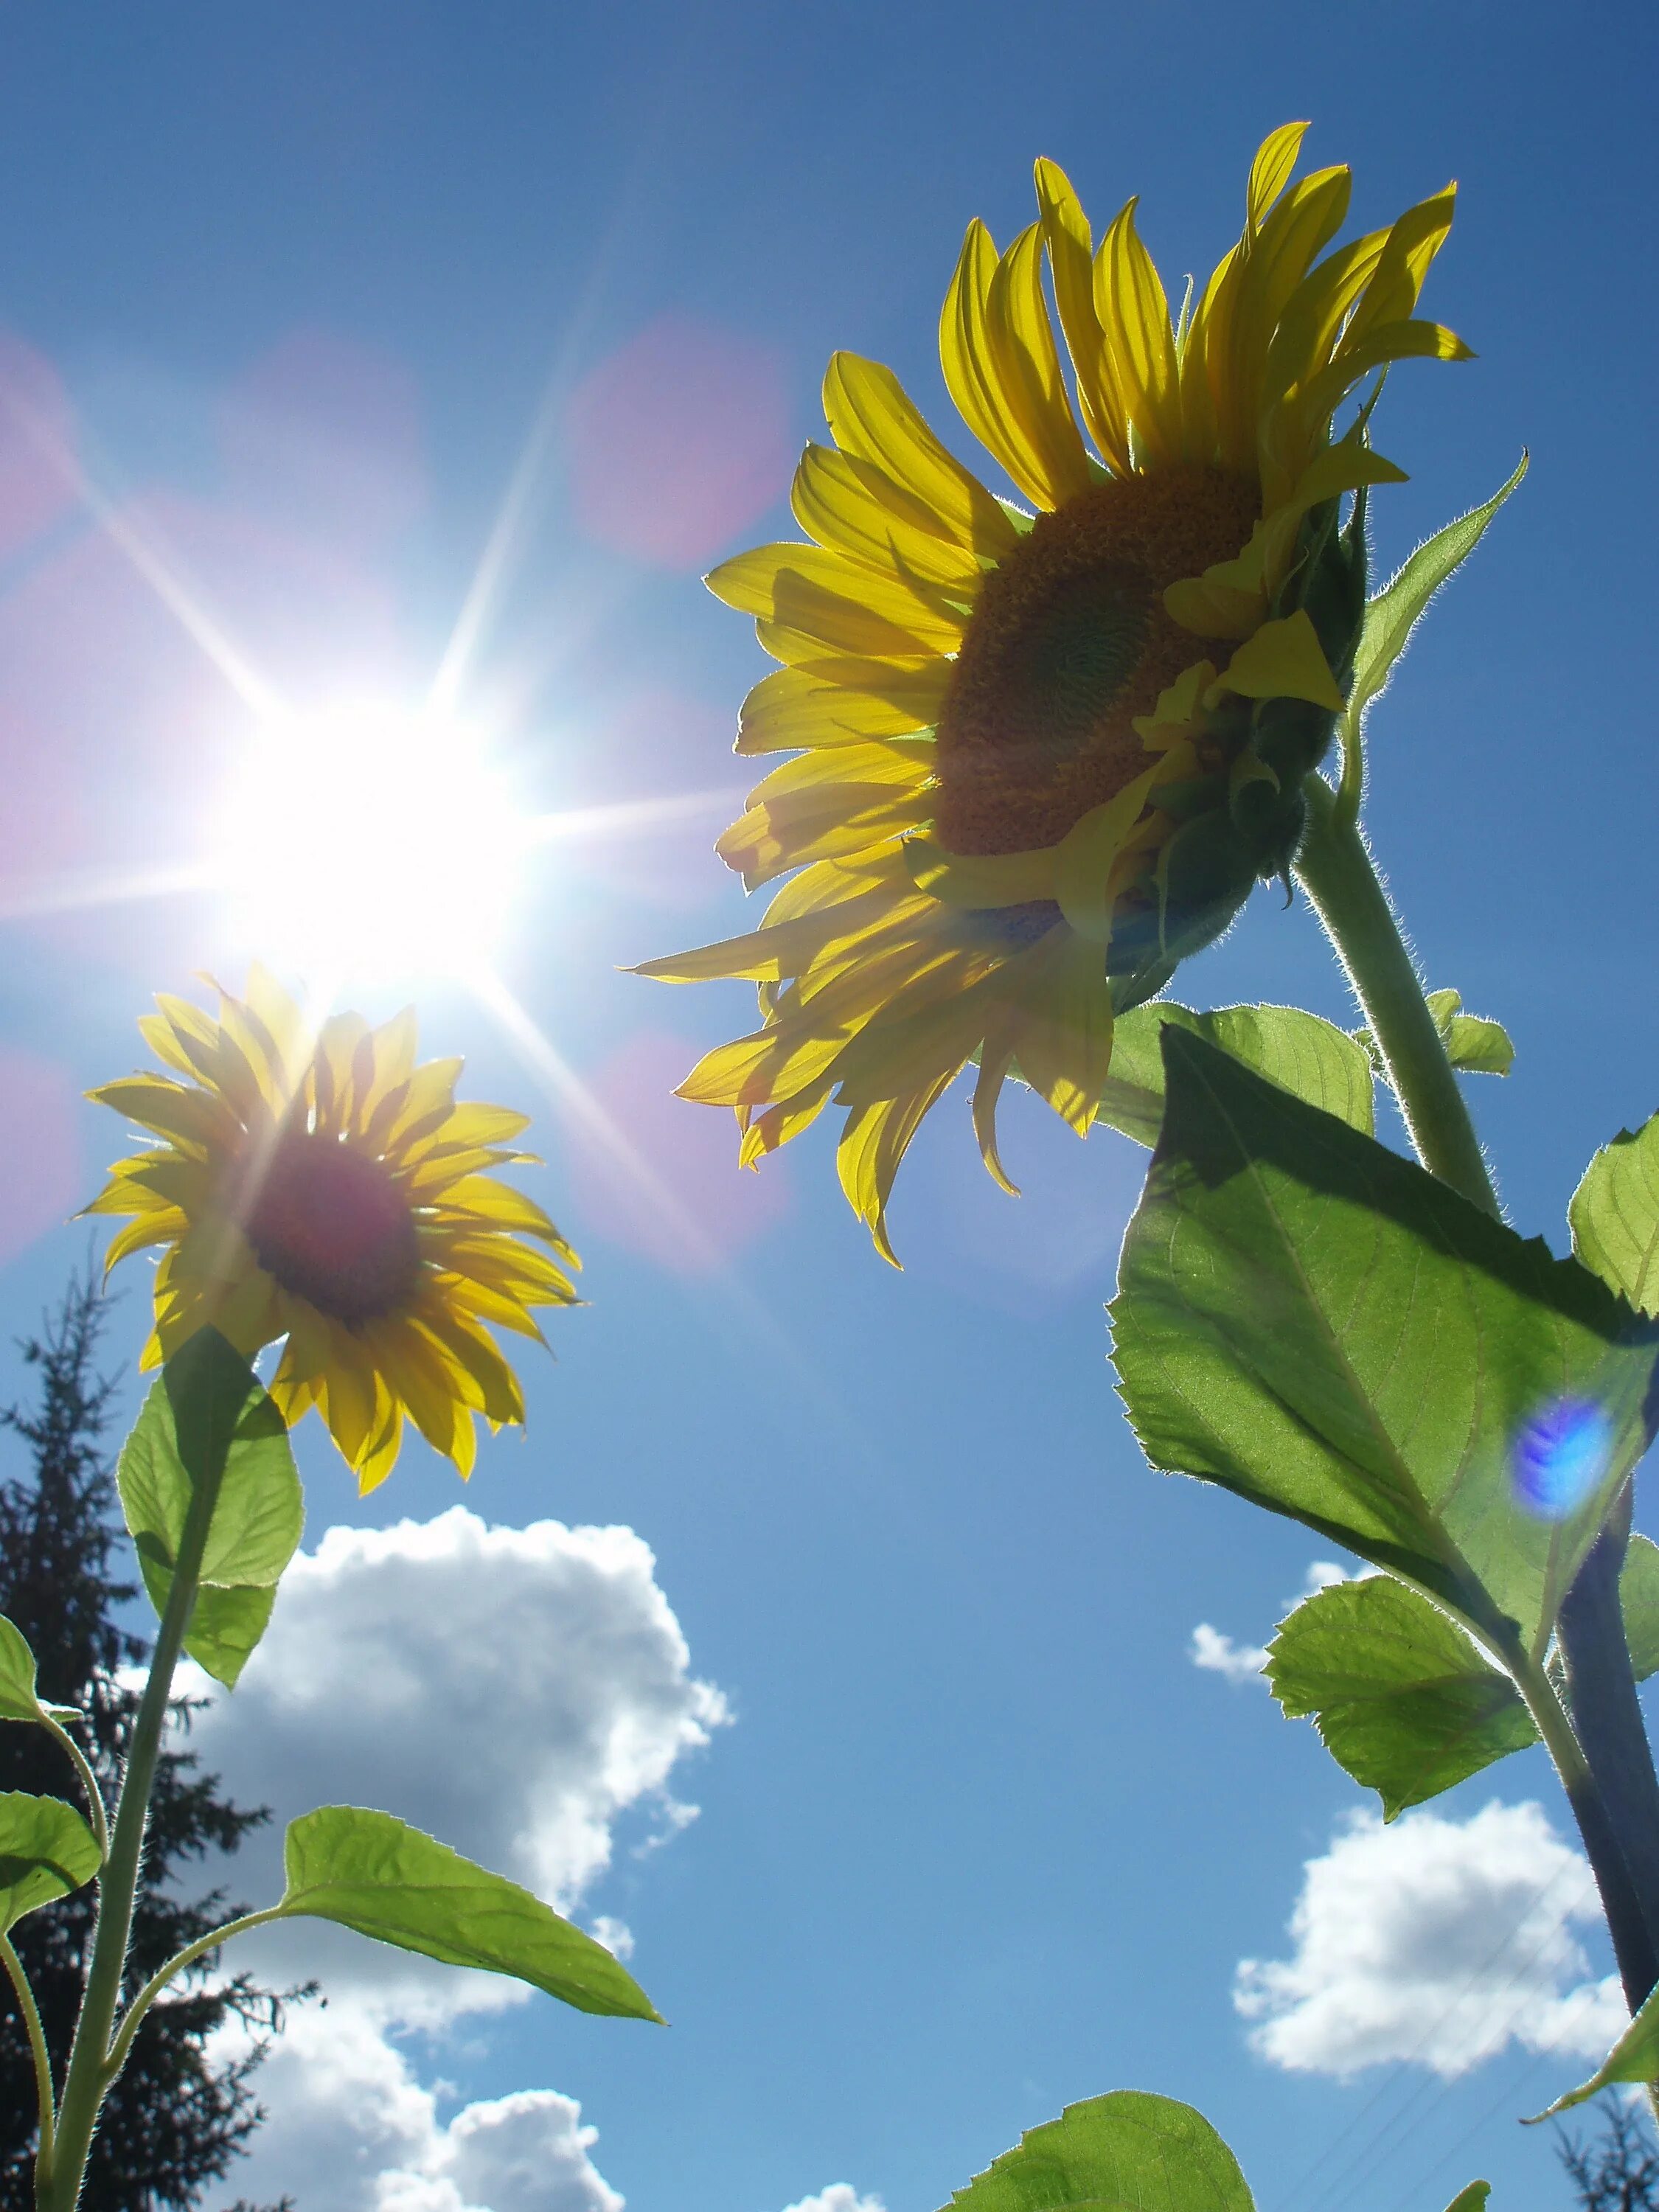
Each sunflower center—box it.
[244,1131,421,1324]
[933,465,1260,855]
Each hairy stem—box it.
[1294,777,1500,1219]
[1557,1486,1659,1989]
[41,1457,223,2211]
[41,1718,108,1863]
[103,1905,285,2083]
[1,1928,54,2188]
[1511,1647,1659,2013]
[1298,772,1659,2025]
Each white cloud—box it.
[220,1997,623,2212]
[185,1507,726,2209]
[1189,1622,1270,1684]
[1235,1799,1627,2077]
[1191,1559,1371,1689]
[778,2191,886,2212]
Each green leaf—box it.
[1531,1985,1659,2117]
[1571,1112,1659,1317]
[1442,2188,1489,2212]
[1096,1001,1374,1148]
[1272,1537,1659,1815]
[117,1329,303,1688]
[0,1616,75,1729]
[1338,456,1528,815]
[163,1584,277,1691]
[1266,1576,1536,1816]
[940,2091,1253,2212]
[1354,990,1514,1079]
[1110,1030,1659,1664]
[0,1791,100,1929]
[274,1806,661,2023]
[1621,1533,1659,1675]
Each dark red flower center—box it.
[244,1131,420,1324]
[933,465,1259,855]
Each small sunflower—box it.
[639,123,1470,1259]
[87,969,579,1492]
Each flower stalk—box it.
[1293,776,1499,1220]
[39,1443,225,2212]
[1298,770,1659,2051]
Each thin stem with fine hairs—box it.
[1294,771,1659,2037]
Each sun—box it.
[214,698,524,982]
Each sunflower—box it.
[87,969,580,1492]
[638,123,1469,1259]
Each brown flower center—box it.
[244,1130,421,1324]
[933,465,1259,855]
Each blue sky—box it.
[0,3,1652,2208]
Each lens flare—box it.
[1512,1397,1615,1522]
[215,699,521,982]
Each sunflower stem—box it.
[1298,773,1659,2034]
[39,1444,223,2212]
[2,1930,55,2193]
[1556,1486,1659,1998]
[1293,776,1500,1219]
[1510,1637,1659,2017]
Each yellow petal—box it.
[972,1023,1020,1196]
[1247,122,1310,232]
[942,219,1093,511]
[739,1083,832,1166]
[902,837,1058,909]
[736,662,948,756]
[821,352,1018,562]
[792,442,987,592]
[87,1077,236,1155]
[1095,198,1183,468]
[1213,610,1344,712]
[709,541,966,653]
[1132,661,1218,746]
[830,957,999,1105]
[1012,935,1116,1134]
[836,1068,959,1266]
[1033,157,1130,473]
[1054,766,1166,944]
[715,783,934,891]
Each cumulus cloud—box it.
[778,2191,886,2212]
[185,1507,725,2208]
[1192,1559,1363,1688]
[1189,1622,1270,1684]
[222,1997,623,2212]
[1236,1799,1626,2076]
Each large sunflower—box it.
[639,124,1469,1259]
[87,969,579,1491]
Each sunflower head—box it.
[640,122,1468,1259]
[88,969,580,1492]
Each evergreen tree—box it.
[1559,2097,1659,2212]
[0,1270,296,2211]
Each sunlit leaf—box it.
[117,1328,303,1688]
[1532,1993,1659,2118]
[1571,1111,1659,1317]
[1338,456,1527,815]
[1267,1575,1534,1815]
[0,1791,100,1929]
[274,1806,661,2022]
[0,1616,76,1729]
[1095,1001,1374,1148]
[1111,1031,1659,1663]
[940,2090,1253,2212]
[1354,988,1513,1079]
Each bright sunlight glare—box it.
[215,700,523,982]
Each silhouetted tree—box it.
[0,1270,296,2210]
[1559,2096,1659,2212]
